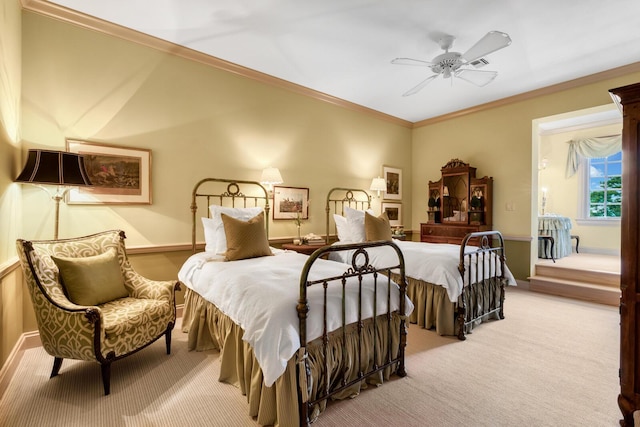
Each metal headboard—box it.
[324,187,371,244]
[190,178,270,252]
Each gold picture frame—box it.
[66,139,152,204]
[273,186,309,220]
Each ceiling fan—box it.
[391,31,512,96]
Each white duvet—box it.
[329,239,516,303]
[178,248,414,387]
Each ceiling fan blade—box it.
[461,31,512,63]
[455,69,498,87]
[391,57,433,67]
[402,74,438,96]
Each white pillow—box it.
[202,217,217,252]
[209,206,264,254]
[333,214,350,242]
[344,206,374,243]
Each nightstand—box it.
[281,243,325,255]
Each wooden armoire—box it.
[421,159,493,244]
[610,82,640,426]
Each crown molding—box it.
[413,62,640,128]
[20,1,640,130]
[20,0,413,128]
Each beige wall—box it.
[0,0,22,262]
[19,11,412,247]
[411,73,640,279]
[0,0,23,376]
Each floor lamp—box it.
[15,149,93,239]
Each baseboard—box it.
[515,279,530,290]
[0,330,40,401]
[0,304,184,401]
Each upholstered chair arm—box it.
[122,267,177,301]
[37,301,105,362]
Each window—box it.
[585,151,622,218]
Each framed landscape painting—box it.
[273,186,309,220]
[66,139,152,204]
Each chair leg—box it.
[571,235,580,253]
[50,357,63,378]
[101,362,111,395]
[165,329,172,355]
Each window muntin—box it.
[587,151,622,218]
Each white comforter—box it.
[178,249,414,387]
[329,239,516,303]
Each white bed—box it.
[179,178,414,427]
[178,248,413,387]
[325,187,516,339]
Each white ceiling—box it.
[46,0,640,123]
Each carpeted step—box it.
[528,275,620,306]
[534,264,619,288]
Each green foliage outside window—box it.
[588,155,622,218]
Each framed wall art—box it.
[381,202,402,226]
[66,139,152,204]
[383,165,402,200]
[273,186,309,220]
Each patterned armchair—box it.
[16,229,179,395]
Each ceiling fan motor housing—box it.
[431,52,463,77]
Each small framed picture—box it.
[382,202,402,226]
[383,165,402,200]
[273,186,309,220]
[66,139,152,204]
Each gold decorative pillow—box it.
[365,211,393,242]
[52,248,128,306]
[221,211,273,261]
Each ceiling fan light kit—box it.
[392,30,512,96]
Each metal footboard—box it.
[296,241,408,426]
[457,231,508,340]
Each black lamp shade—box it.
[15,149,92,186]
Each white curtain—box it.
[565,135,622,178]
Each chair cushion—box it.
[101,297,171,339]
[221,211,273,261]
[52,248,129,306]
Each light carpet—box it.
[0,287,620,426]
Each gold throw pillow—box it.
[52,248,128,306]
[221,211,273,261]
[365,211,393,242]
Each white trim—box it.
[0,257,19,280]
[538,109,621,135]
[576,151,622,222]
[0,331,41,400]
[576,218,621,226]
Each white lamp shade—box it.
[370,177,386,192]
[260,167,283,185]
